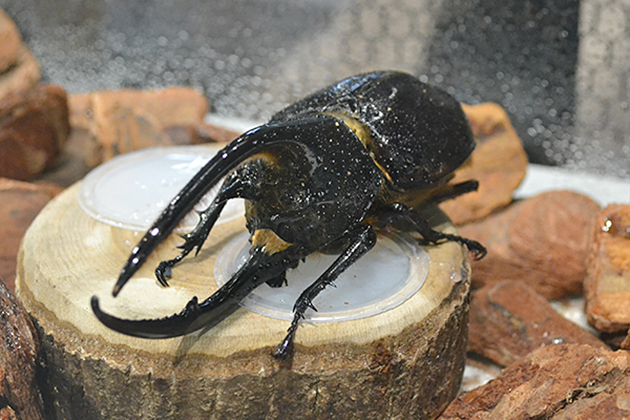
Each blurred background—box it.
[1,0,628,178]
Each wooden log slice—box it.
[17,183,471,420]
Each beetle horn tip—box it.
[112,270,133,297]
[112,282,123,297]
[91,295,101,312]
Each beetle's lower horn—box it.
[95,245,303,338]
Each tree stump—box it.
[17,183,471,420]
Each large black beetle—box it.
[91,71,486,359]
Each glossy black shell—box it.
[271,71,475,191]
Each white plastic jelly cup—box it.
[78,145,243,231]
[214,231,429,322]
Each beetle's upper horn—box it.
[112,117,325,296]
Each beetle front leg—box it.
[155,200,227,286]
[273,224,377,359]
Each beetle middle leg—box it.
[273,224,377,359]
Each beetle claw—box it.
[468,241,488,260]
[155,262,172,287]
[272,324,297,360]
[304,299,317,312]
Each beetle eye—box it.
[403,154,414,164]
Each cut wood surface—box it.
[17,183,471,420]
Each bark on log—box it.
[17,183,471,420]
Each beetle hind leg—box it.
[273,224,377,359]
[376,202,486,259]
[415,223,486,259]
[430,180,479,204]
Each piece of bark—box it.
[440,103,528,225]
[0,8,40,101]
[459,190,601,299]
[0,9,21,74]
[69,87,209,164]
[17,184,470,420]
[0,85,70,181]
[0,277,44,420]
[0,178,61,292]
[0,407,18,420]
[440,344,630,419]
[621,334,630,351]
[461,355,503,393]
[190,121,241,144]
[0,45,40,101]
[46,87,211,187]
[35,94,106,187]
[469,280,607,366]
[585,205,630,334]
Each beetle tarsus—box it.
[155,196,231,285]
[416,224,487,258]
[273,324,298,359]
[421,230,487,259]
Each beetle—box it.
[91,70,486,359]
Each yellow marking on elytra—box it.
[252,229,292,254]
[370,152,394,184]
[245,151,279,168]
[324,111,394,183]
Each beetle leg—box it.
[155,200,228,286]
[430,180,479,204]
[273,224,377,359]
[376,202,486,259]
[265,272,288,288]
[92,244,305,338]
[411,216,486,259]
[155,161,270,286]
